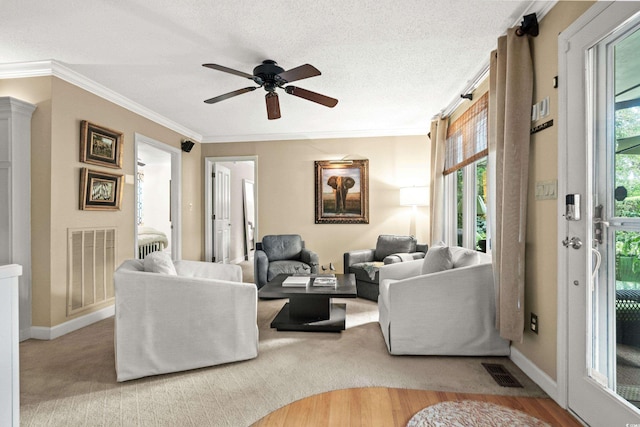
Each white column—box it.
[0,97,36,341]
[0,264,22,427]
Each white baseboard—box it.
[30,304,115,340]
[19,327,31,342]
[510,346,560,404]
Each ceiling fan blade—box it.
[204,87,257,104]
[284,86,338,108]
[265,92,281,120]
[277,64,321,84]
[202,63,255,80]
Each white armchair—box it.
[378,246,510,356]
[114,254,258,382]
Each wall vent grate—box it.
[67,228,116,316]
[481,363,523,388]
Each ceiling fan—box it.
[202,60,338,120]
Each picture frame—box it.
[80,120,123,169]
[315,159,369,224]
[80,168,123,211]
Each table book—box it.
[282,276,310,287]
[312,277,337,287]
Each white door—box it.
[213,163,231,263]
[563,3,640,425]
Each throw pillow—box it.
[451,247,480,268]
[144,251,177,275]
[421,245,453,275]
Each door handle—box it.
[562,236,583,249]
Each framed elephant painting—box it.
[314,159,369,224]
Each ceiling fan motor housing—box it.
[253,60,285,90]
[203,59,337,119]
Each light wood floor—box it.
[252,387,583,426]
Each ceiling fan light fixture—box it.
[203,59,338,119]
[265,92,281,120]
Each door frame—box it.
[134,133,182,260]
[204,156,258,263]
[557,0,640,419]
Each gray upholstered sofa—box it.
[254,234,319,289]
[343,235,427,301]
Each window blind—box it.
[444,92,488,175]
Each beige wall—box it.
[202,135,430,271]
[434,1,594,381]
[515,1,594,379]
[0,76,203,328]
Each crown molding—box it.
[0,60,54,78]
[201,127,428,143]
[0,60,203,141]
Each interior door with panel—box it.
[213,163,231,263]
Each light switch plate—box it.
[539,96,550,118]
[535,180,557,200]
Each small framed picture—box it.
[315,159,369,224]
[80,168,123,211]
[80,121,123,168]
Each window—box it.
[444,93,488,174]
[443,93,489,252]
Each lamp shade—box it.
[400,186,429,206]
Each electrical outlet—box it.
[530,313,539,334]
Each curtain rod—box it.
[435,1,557,120]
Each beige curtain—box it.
[429,116,448,245]
[488,28,533,342]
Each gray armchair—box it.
[254,234,319,289]
[344,235,427,301]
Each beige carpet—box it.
[20,296,546,426]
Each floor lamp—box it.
[400,186,429,237]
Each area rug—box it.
[406,400,550,427]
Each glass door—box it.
[592,24,640,407]
[564,3,640,425]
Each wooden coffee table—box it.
[258,273,357,332]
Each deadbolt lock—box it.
[562,236,583,249]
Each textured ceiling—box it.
[0,0,549,143]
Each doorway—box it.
[204,156,257,264]
[134,134,182,260]
[560,2,640,425]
